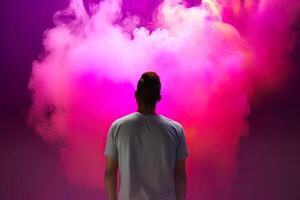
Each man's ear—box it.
[157,94,162,102]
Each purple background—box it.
[1,0,300,199]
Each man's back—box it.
[105,112,189,200]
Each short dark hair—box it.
[136,72,161,106]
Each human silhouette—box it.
[104,72,189,200]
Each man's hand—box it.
[105,157,118,200]
[174,159,187,200]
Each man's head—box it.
[135,72,161,107]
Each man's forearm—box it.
[105,173,117,200]
[174,173,186,200]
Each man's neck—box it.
[137,105,156,115]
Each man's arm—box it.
[105,157,118,200]
[174,159,187,200]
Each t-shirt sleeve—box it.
[104,123,118,159]
[176,126,189,160]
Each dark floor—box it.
[233,109,300,200]
[0,113,105,200]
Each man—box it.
[104,72,189,200]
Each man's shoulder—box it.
[159,115,183,130]
[112,112,139,126]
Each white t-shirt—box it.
[105,112,189,200]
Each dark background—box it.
[1,0,300,200]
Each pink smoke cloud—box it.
[28,0,300,199]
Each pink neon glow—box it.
[28,0,299,199]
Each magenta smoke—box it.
[28,0,299,199]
